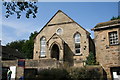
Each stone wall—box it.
[33,11,91,68]
[94,28,120,79]
[1,59,60,80]
[2,60,24,80]
[25,59,59,68]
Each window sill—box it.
[39,55,46,58]
[109,43,120,46]
[74,53,82,56]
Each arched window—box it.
[74,33,81,55]
[40,37,46,57]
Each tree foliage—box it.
[6,40,25,53]
[3,2,38,18]
[111,16,120,20]
[24,68,103,80]
[69,67,103,80]
[6,31,38,59]
[85,52,97,65]
[22,31,38,58]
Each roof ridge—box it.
[94,19,120,28]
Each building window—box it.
[56,28,62,35]
[40,37,46,57]
[74,33,81,55]
[109,31,119,45]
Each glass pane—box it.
[75,34,80,38]
[41,47,45,51]
[57,28,62,34]
[40,37,46,56]
[75,43,80,48]
[75,49,80,53]
[41,41,46,45]
[109,31,118,45]
[75,33,80,43]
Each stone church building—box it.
[1,10,120,80]
[33,10,95,67]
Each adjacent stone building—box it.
[33,10,95,67]
[92,19,120,80]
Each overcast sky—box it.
[1,2,119,45]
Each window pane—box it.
[41,47,45,51]
[57,28,62,35]
[75,43,80,48]
[74,33,81,54]
[40,37,46,57]
[75,33,80,43]
[41,41,46,45]
[75,49,80,53]
[109,31,118,45]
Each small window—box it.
[109,31,118,45]
[57,28,62,35]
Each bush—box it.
[36,68,72,80]
[86,52,97,65]
[24,67,103,80]
[69,67,102,80]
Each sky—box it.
[1,2,119,45]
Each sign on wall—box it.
[18,59,25,67]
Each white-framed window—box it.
[109,31,119,45]
[40,37,46,57]
[56,28,62,35]
[74,33,81,55]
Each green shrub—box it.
[36,68,72,80]
[86,52,98,65]
[69,67,102,80]
[24,67,103,80]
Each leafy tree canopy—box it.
[111,16,120,20]
[3,2,38,18]
[6,31,38,59]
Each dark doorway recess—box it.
[51,44,60,60]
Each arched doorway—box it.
[51,44,59,60]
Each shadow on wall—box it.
[24,68,37,80]
[103,68,107,80]
[63,42,74,67]
[2,67,9,80]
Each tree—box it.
[6,31,38,59]
[85,52,97,65]
[22,31,38,58]
[6,40,25,52]
[3,2,38,18]
[111,16,120,20]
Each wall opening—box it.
[51,44,60,60]
[110,67,120,80]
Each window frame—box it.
[109,31,119,46]
[74,33,81,55]
[40,37,46,58]
[56,28,63,35]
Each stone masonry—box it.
[92,19,120,80]
[33,10,94,67]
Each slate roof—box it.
[1,46,24,60]
[92,19,120,30]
